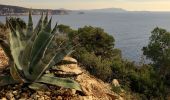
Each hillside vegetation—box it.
[57,24,170,99]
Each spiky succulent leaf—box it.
[7,20,23,70]
[6,18,30,81]
[10,64,25,82]
[43,12,48,26]
[50,44,73,67]
[16,23,26,45]
[19,15,43,73]
[51,22,58,34]
[31,42,73,81]
[37,75,82,91]
[15,23,25,47]
[30,37,57,80]
[33,13,43,37]
[29,18,53,73]
[26,10,33,40]
[29,83,49,91]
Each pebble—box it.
[45,91,51,95]
[6,92,14,100]
[37,91,44,96]
[12,91,18,95]
[19,98,27,100]
[57,96,62,100]
[1,97,7,100]
[38,97,45,100]
[21,92,28,98]
[44,95,51,100]
[71,89,76,94]
[45,70,50,74]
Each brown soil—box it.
[0,48,8,69]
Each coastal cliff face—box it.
[0,48,124,100]
[0,4,70,15]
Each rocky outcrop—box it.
[75,72,120,100]
[56,56,123,100]
[53,56,83,76]
[112,79,120,87]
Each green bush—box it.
[78,50,113,81]
[111,85,122,94]
[77,26,115,58]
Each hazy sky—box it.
[1,0,170,11]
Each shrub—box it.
[78,50,113,81]
[111,85,122,94]
[77,26,115,58]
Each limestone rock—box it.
[54,56,82,75]
[63,56,78,63]
[75,69,122,100]
[1,97,7,100]
[112,79,120,87]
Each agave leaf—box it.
[29,18,53,72]
[20,14,43,71]
[8,21,23,70]
[37,75,82,91]
[49,44,73,67]
[19,14,43,73]
[30,17,52,59]
[20,40,32,69]
[43,12,48,26]
[33,13,43,36]
[16,23,26,45]
[16,23,26,47]
[29,82,49,91]
[44,17,52,32]
[26,10,33,40]
[30,36,56,80]
[30,42,73,81]
[10,64,26,82]
[51,22,58,34]
[0,75,18,86]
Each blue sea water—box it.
[1,12,170,62]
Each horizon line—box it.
[1,3,170,12]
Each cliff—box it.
[0,4,70,15]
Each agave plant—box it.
[0,11,82,91]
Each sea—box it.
[1,12,170,63]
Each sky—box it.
[1,0,170,11]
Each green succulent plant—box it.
[0,11,82,91]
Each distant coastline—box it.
[0,4,131,16]
[0,4,71,16]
